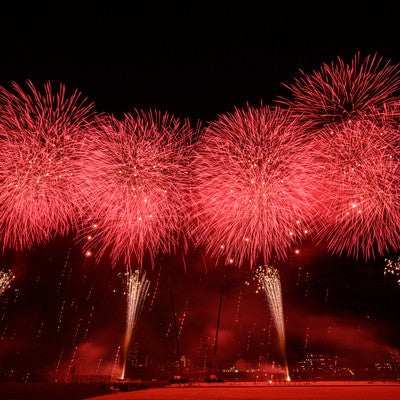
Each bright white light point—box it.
[85,250,92,257]
[294,249,300,254]
[245,237,249,242]
[304,229,308,234]
[296,220,300,224]
[289,232,293,236]
[87,235,92,240]
[352,203,357,208]
[229,258,234,264]
[220,245,225,249]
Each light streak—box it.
[255,265,290,381]
[120,269,150,380]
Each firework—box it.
[190,104,314,268]
[0,80,95,251]
[120,269,150,380]
[254,265,289,381]
[0,269,14,296]
[384,255,400,286]
[310,118,400,260]
[278,52,400,130]
[80,109,194,267]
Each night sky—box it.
[1,1,400,382]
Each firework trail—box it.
[278,52,400,130]
[0,80,95,251]
[254,265,289,381]
[80,109,194,268]
[310,118,400,260]
[120,269,150,380]
[0,269,14,296]
[190,104,314,268]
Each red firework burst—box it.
[310,118,400,260]
[278,52,400,130]
[80,109,194,268]
[0,80,95,251]
[190,104,315,268]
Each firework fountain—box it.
[80,109,194,378]
[190,104,315,377]
[120,269,150,380]
[254,265,289,381]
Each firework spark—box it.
[80,110,194,267]
[254,265,289,381]
[190,104,314,267]
[310,118,400,260]
[384,255,400,286]
[120,269,150,380]
[0,269,14,296]
[0,80,95,251]
[278,52,400,130]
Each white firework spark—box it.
[255,265,290,381]
[0,269,14,296]
[120,269,150,379]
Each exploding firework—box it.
[278,52,400,130]
[0,269,14,296]
[254,265,289,381]
[0,80,95,251]
[80,109,194,267]
[120,269,150,380]
[310,118,400,260]
[384,255,400,286]
[190,104,314,268]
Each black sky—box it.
[1,1,400,381]
[1,2,399,121]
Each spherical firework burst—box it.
[310,118,400,260]
[80,109,194,268]
[0,80,95,251]
[278,52,400,130]
[190,104,314,268]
